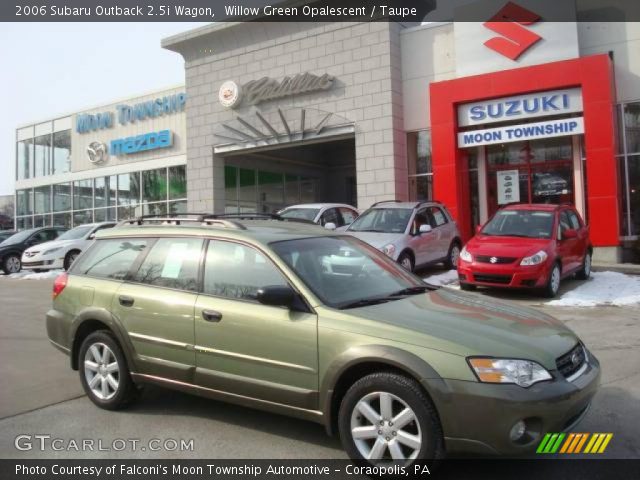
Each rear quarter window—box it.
[71,238,149,280]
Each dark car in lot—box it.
[458,204,592,297]
[0,230,17,243]
[0,227,67,274]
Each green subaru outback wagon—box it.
[46,214,599,464]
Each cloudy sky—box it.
[0,22,209,196]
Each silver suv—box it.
[345,201,461,272]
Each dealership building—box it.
[14,8,640,262]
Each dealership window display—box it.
[618,102,640,237]
[407,130,433,202]
[16,121,71,180]
[13,166,187,230]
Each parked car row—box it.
[0,222,116,274]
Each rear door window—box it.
[132,238,203,292]
[320,208,340,226]
[72,238,149,280]
[339,208,358,225]
[428,207,448,227]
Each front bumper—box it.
[458,260,552,289]
[21,255,64,270]
[424,352,600,455]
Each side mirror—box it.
[256,285,296,308]
[324,222,336,230]
[419,224,433,234]
[563,228,578,239]
[88,233,96,240]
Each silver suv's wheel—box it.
[339,372,444,465]
[350,391,422,462]
[445,242,461,270]
[78,331,136,409]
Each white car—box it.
[277,203,359,229]
[21,222,116,271]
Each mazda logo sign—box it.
[87,141,108,165]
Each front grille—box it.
[473,273,512,284]
[23,261,45,267]
[475,255,517,264]
[556,344,587,380]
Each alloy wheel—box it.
[550,266,561,295]
[6,256,21,274]
[450,245,460,268]
[584,255,591,277]
[84,342,120,400]
[350,391,422,463]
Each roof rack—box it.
[206,213,317,225]
[118,213,246,230]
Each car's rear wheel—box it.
[575,252,592,280]
[64,250,80,271]
[2,254,21,274]
[398,252,414,272]
[542,263,561,298]
[444,241,461,270]
[338,372,444,466]
[78,331,136,410]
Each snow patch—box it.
[548,271,640,307]
[1,269,64,280]
[424,269,460,289]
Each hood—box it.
[327,289,577,370]
[345,231,405,250]
[466,235,551,258]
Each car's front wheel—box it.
[542,263,562,298]
[338,372,444,465]
[575,252,592,280]
[398,252,414,272]
[2,254,21,274]
[78,331,136,410]
[64,250,80,270]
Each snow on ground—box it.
[0,269,64,280]
[424,269,460,288]
[548,271,640,307]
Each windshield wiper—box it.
[339,285,433,309]
[387,285,434,296]
[338,297,394,309]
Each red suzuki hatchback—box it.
[458,204,592,297]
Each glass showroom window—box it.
[407,130,433,202]
[34,134,51,177]
[168,165,187,215]
[34,185,51,216]
[94,176,117,222]
[17,137,33,180]
[619,102,640,237]
[53,182,72,213]
[73,179,93,211]
[117,172,141,220]
[16,189,32,217]
[52,130,71,175]
[143,168,167,203]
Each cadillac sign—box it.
[220,72,335,109]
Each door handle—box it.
[202,309,223,323]
[119,295,135,307]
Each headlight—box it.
[382,244,396,257]
[43,247,62,255]
[520,250,548,266]
[468,357,552,387]
[459,246,473,263]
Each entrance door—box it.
[485,137,576,217]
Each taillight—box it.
[52,272,68,299]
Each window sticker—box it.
[161,243,190,279]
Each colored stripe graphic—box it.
[537,433,613,454]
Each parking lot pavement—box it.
[0,274,638,458]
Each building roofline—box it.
[15,83,186,131]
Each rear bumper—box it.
[425,352,600,455]
[458,260,552,289]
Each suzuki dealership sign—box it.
[453,0,579,77]
[458,117,584,148]
[458,88,583,127]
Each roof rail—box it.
[206,213,317,225]
[117,214,246,230]
[371,199,403,208]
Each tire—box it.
[398,252,414,272]
[542,263,562,298]
[338,372,444,466]
[460,283,476,291]
[78,330,136,410]
[575,252,592,280]
[2,254,21,274]
[444,241,461,270]
[64,250,80,271]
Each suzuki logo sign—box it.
[483,2,541,60]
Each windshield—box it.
[279,208,320,222]
[56,225,94,241]
[270,236,430,309]
[481,210,555,239]
[0,229,37,246]
[348,208,412,233]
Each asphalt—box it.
[0,271,638,459]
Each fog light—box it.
[509,420,526,442]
